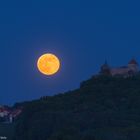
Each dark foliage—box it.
[13,74,140,140]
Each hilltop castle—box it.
[100,59,139,77]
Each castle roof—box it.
[129,59,138,65]
[101,61,110,69]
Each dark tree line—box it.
[13,74,140,140]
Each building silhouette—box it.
[100,59,139,77]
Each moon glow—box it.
[37,53,60,75]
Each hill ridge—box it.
[13,74,140,140]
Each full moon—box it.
[37,53,60,75]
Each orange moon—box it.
[37,53,60,75]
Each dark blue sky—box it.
[1,0,140,105]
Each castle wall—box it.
[128,64,139,72]
[110,68,130,76]
[100,59,139,76]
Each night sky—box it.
[1,0,140,105]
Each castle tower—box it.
[128,58,139,72]
[100,61,111,75]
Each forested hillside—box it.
[0,123,15,140]
[13,74,140,140]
